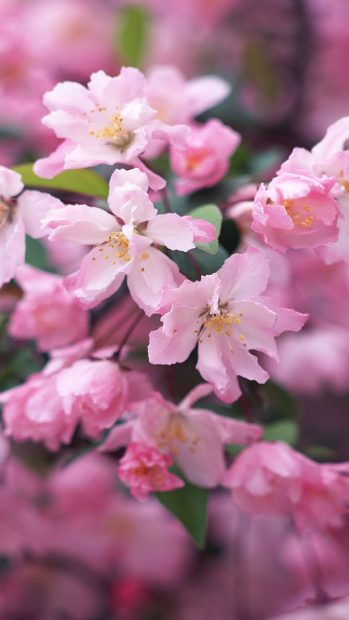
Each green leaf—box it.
[25,237,52,272]
[189,204,222,255]
[12,164,109,199]
[263,420,298,446]
[156,483,208,549]
[116,5,150,68]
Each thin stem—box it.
[115,308,144,360]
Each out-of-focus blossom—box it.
[271,595,349,619]
[170,119,240,195]
[117,442,184,501]
[9,264,89,351]
[102,383,262,487]
[149,248,306,402]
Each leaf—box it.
[116,5,150,68]
[156,483,208,549]
[189,204,222,255]
[170,245,228,281]
[25,237,53,272]
[12,164,109,199]
[263,420,298,446]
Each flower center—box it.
[89,113,133,150]
[204,308,241,333]
[280,199,314,228]
[156,415,200,455]
[0,200,11,230]
[95,232,131,264]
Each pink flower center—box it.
[281,199,315,228]
[88,111,133,150]
[94,232,131,264]
[156,415,200,455]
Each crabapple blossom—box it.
[143,65,231,157]
[0,166,56,287]
[9,264,89,351]
[117,443,184,501]
[170,119,241,195]
[34,67,190,188]
[55,358,128,439]
[148,248,306,402]
[0,342,135,448]
[101,384,262,487]
[252,173,339,252]
[223,441,349,532]
[102,383,262,487]
[41,167,215,314]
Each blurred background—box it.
[1,1,349,619]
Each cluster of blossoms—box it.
[1,59,349,618]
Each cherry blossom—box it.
[42,167,215,314]
[117,442,184,501]
[9,264,89,351]
[252,172,339,252]
[170,119,241,195]
[34,67,190,188]
[102,384,262,487]
[149,248,307,402]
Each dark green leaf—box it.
[189,204,222,255]
[25,237,52,272]
[263,381,298,421]
[13,164,109,199]
[263,420,298,446]
[116,5,150,68]
[156,483,208,549]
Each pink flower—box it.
[56,358,128,439]
[42,167,215,314]
[223,441,349,532]
[102,384,262,487]
[252,173,339,252]
[9,264,88,351]
[144,65,231,157]
[0,372,77,451]
[0,167,53,287]
[148,248,307,402]
[34,67,189,188]
[117,442,184,501]
[170,119,240,195]
[145,65,231,125]
[222,441,313,517]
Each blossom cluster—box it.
[1,56,349,619]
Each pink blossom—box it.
[34,67,189,187]
[148,248,306,402]
[117,442,184,501]
[0,167,54,287]
[170,119,240,195]
[42,167,215,314]
[223,441,349,532]
[102,384,262,487]
[145,65,230,124]
[9,264,88,351]
[143,65,231,157]
[0,372,77,451]
[271,596,349,619]
[252,173,339,252]
[56,358,128,439]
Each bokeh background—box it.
[1,1,349,619]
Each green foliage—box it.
[263,420,298,446]
[156,482,209,549]
[13,164,109,199]
[171,245,229,281]
[189,204,222,255]
[25,237,53,272]
[116,5,150,68]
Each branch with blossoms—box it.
[1,63,349,556]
